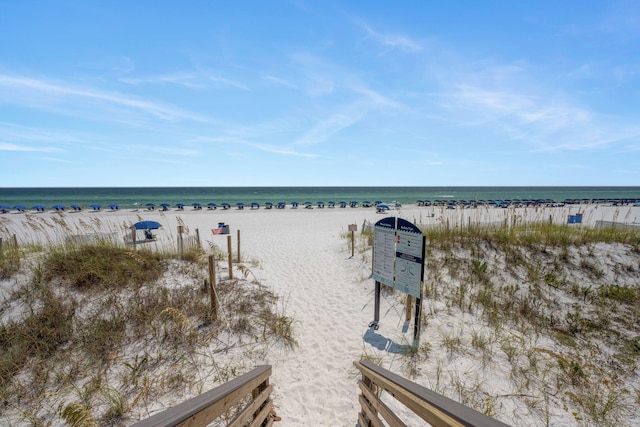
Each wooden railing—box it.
[131,365,274,427]
[354,360,511,427]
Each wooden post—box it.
[351,230,355,257]
[131,227,136,250]
[177,225,184,258]
[414,296,422,347]
[195,228,201,249]
[227,235,233,280]
[405,295,413,321]
[237,229,241,263]
[208,255,218,321]
[0,237,3,250]
[12,234,17,247]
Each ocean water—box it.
[0,187,639,209]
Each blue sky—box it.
[1,1,639,187]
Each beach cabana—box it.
[376,204,390,213]
[90,204,101,211]
[70,204,82,211]
[207,202,218,210]
[132,220,162,241]
[265,202,273,209]
[250,202,260,209]
[327,201,335,208]
[52,204,65,212]
[291,201,299,209]
[221,203,230,210]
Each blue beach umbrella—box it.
[277,201,286,209]
[291,201,299,208]
[145,203,156,209]
[52,204,65,211]
[133,220,162,230]
[14,205,26,212]
[108,203,119,210]
[265,202,273,209]
[90,204,101,210]
[32,205,46,212]
[160,203,171,208]
[207,202,217,209]
[221,203,230,209]
[175,203,185,210]
[192,202,202,209]
[328,201,335,208]
[251,202,260,209]
[0,205,10,213]
[70,204,82,211]
[236,202,245,209]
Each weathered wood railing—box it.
[131,365,274,427]
[354,360,511,427]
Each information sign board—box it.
[395,221,424,297]
[373,218,396,287]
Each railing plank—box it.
[358,395,386,427]
[228,385,273,427]
[249,399,273,427]
[132,365,271,427]
[359,381,407,427]
[355,361,511,427]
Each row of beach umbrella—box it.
[0,200,391,214]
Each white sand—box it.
[1,204,639,426]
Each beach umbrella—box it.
[52,204,65,211]
[265,202,273,209]
[277,201,286,209]
[328,201,335,208]
[339,201,347,208]
[377,204,390,211]
[90,204,101,210]
[70,204,82,211]
[108,203,119,210]
[207,202,217,209]
[0,205,10,213]
[236,202,245,209]
[132,220,162,230]
[32,205,46,212]
[192,202,202,207]
[251,202,260,209]
[14,205,26,212]
[221,203,230,209]
[145,203,156,210]
[317,201,325,208]
[175,203,185,210]
[160,203,171,208]
[291,201,299,208]
[304,201,312,206]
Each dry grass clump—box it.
[0,241,21,279]
[41,243,165,289]
[0,241,295,425]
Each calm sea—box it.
[0,187,639,209]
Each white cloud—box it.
[359,22,422,53]
[0,74,207,122]
[0,142,62,152]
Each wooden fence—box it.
[354,360,511,427]
[131,365,275,427]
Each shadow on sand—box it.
[363,326,410,355]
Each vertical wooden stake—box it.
[0,237,3,250]
[227,235,233,280]
[237,229,241,263]
[208,255,218,321]
[177,226,184,258]
[195,228,201,249]
[131,227,136,250]
[405,295,413,321]
[12,234,17,247]
[351,230,355,258]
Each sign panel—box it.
[395,218,424,297]
[373,223,395,287]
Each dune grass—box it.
[0,239,295,425]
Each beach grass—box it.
[0,239,295,425]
